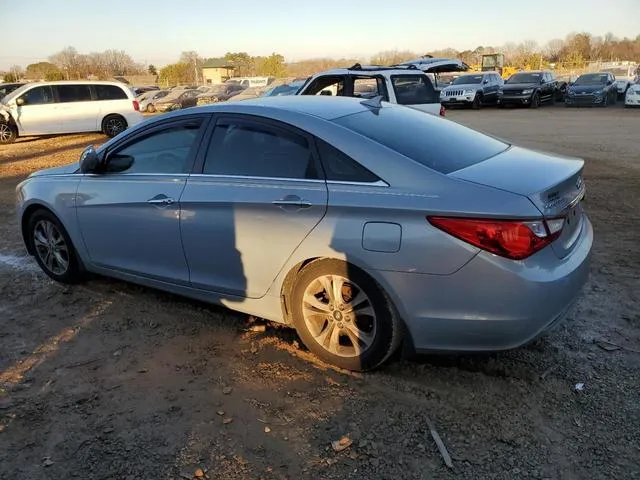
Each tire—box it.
[146,104,156,113]
[27,209,83,284]
[601,94,609,108]
[0,122,17,144]
[530,92,541,109]
[102,114,127,137]
[289,259,403,371]
[471,93,483,110]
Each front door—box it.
[180,115,328,298]
[12,85,60,135]
[76,117,207,284]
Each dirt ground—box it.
[0,104,639,480]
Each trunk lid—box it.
[450,146,586,258]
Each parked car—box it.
[133,86,160,96]
[154,89,200,112]
[439,72,503,109]
[138,89,169,113]
[261,79,306,97]
[499,71,563,108]
[196,84,246,105]
[624,83,640,107]
[565,73,618,107]
[0,82,26,99]
[297,63,444,116]
[0,81,143,144]
[16,96,592,371]
[226,85,271,102]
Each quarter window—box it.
[19,86,55,105]
[95,84,128,100]
[56,84,92,103]
[106,123,202,174]
[203,120,319,180]
[317,140,380,183]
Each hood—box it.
[568,84,606,93]
[29,163,79,178]
[443,83,480,91]
[502,82,538,90]
[396,57,469,73]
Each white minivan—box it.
[0,81,144,144]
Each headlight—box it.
[463,89,475,95]
[568,90,575,96]
[593,90,603,96]
[522,89,533,95]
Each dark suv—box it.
[499,71,565,108]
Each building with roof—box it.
[202,59,235,85]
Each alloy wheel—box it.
[0,123,13,143]
[301,275,377,358]
[33,220,69,275]
[105,118,125,136]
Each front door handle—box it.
[148,194,175,206]
[272,194,312,210]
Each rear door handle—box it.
[272,194,312,209]
[148,194,175,206]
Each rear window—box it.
[390,75,438,105]
[334,106,508,174]
[95,84,128,100]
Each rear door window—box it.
[335,105,508,174]
[203,118,320,180]
[56,84,93,103]
[95,84,128,100]
[390,75,438,104]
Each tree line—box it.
[3,32,639,84]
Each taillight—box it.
[427,217,565,260]
[133,100,140,111]
[439,105,446,117]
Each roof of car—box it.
[311,66,427,77]
[169,95,375,121]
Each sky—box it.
[1,0,637,70]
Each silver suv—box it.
[439,72,503,109]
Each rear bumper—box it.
[373,215,593,353]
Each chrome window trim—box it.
[188,173,388,187]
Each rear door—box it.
[180,115,328,298]
[55,84,99,133]
[11,85,59,135]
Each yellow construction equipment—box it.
[481,54,517,79]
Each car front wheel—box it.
[27,209,83,283]
[530,92,541,109]
[0,122,17,144]
[290,259,402,371]
[102,115,128,137]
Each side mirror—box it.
[607,80,613,86]
[540,78,545,84]
[483,79,489,84]
[79,145,100,173]
[16,98,25,106]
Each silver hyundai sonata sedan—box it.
[16,96,592,371]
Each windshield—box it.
[451,75,483,85]
[335,105,508,174]
[506,73,542,84]
[574,74,608,86]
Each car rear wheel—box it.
[27,209,83,283]
[102,114,127,137]
[290,259,402,371]
[530,92,541,109]
[146,104,156,113]
[0,122,17,144]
